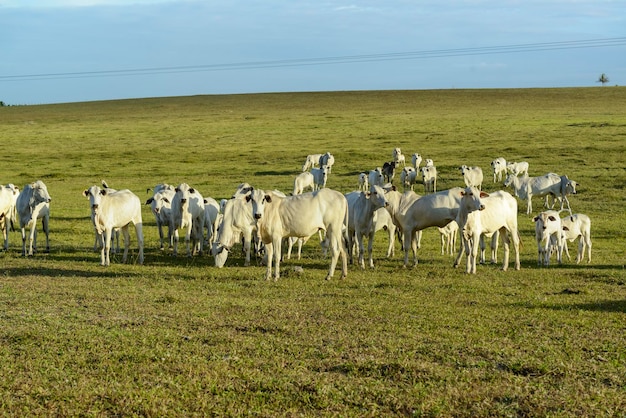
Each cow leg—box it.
[273,239,282,281]
[563,241,572,261]
[121,225,130,263]
[42,215,50,253]
[102,228,111,266]
[135,222,144,265]
[243,232,252,267]
[325,233,342,280]
[367,230,375,269]
[500,228,510,271]
[157,220,165,250]
[386,224,395,258]
[490,232,499,264]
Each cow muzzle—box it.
[254,213,262,220]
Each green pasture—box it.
[0,88,624,416]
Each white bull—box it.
[16,180,52,257]
[247,188,348,281]
[83,185,144,266]
[453,188,521,274]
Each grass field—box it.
[0,88,625,416]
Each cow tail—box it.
[342,202,350,251]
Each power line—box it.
[2,37,625,82]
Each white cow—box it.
[16,180,51,257]
[533,210,563,266]
[504,172,562,215]
[400,166,417,192]
[420,165,437,193]
[319,152,335,173]
[212,196,258,267]
[438,220,458,256]
[170,183,206,257]
[0,184,20,251]
[204,197,221,247]
[83,185,144,266]
[345,185,388,269]
[302,153,323,172]
[507,161,529,176]
[293,172,315,195]
[411,153,423,170]
[453,188,521,274]
[145,184,176,250]
[368,168,384,188]
[90,181,120,254]
[559,213,592,264]
[392,148,405,167]
[398,187,464,267]
[459,165,483,190]
[491,157,507,182]
[372,206,397,258]
[357,173,369,192]
[246,188,348,281]
[384,189,422,254]
[558,175,579,212]
[310,166,329,190]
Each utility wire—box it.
[1,37,625,82]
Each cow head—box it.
[533,211,561,241]
[83,185,105,211]
[460,187,488,212]
[369,184,389,208]
[247,189,271,220]
[29,180,52,209]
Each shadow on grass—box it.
[542,300,626,313]
[2,266,143,279]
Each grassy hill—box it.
[0,88,624,416]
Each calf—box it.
[560,213,592,263]
[453,188,521,274]
[559,175,579,213]
[368,168,384,188]
[246,188,348,281]
[357,172,369,192]
[310,166,329,190]
[16,180,52,256]
[319,152,335,173]
[507,161,529,177]
[293,172,315,195]
[392,147,405,167]
[345,185,388,269]
[491,157,507,182]
[533,210,563,266]
[302,153,323,171]
[459,165,483,190]
[400,166,417,192]
[83,185,144,266]
[411,153,422,170]
[438,220,458,256]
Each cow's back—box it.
[406,187,463,230]
[101,190,141,226]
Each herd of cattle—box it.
[0,148,592,279]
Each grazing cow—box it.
[319,152,335,173]
[83,185,144,266]
[293,172,315,195]
[302,153,323,172]
[398,187,464,267]
[310,166,329,190]
[145,184,176,250]
[170,183,206,257]
[559,213,592,264]
[453,188,521,274]
[400,166,417,192]
[392,148,406,167]
[533,210,563,266]
[420,165,437,193]
[438,220,458,256]
[0,184,20,251]
[411,153,423,170]
[491,157,507,182]
[382,161,396,184]
[246,188,348,281]
[345,185,388,269]
[16,180,52,256]
[507,161,529,177]
[357,172,369,192]
[459,165,484,190]
[368,168,384,188]
[212,195,259,267]
[504,172,562,215]
[558,175,579,212]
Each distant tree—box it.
[0,101,5,107]
[597,73,609,86]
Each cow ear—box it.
[175,187,180,193]
[548,216,557,221]
[563,226,570,231]
[532,216,539,222]
[480,192,490,198]
[145,198,154,205]
[265,195,272,203]
[461,191,466,197]
[163,197,170,203]
[245,195,252,203]
[83,190,89,197]
[189,188,195,194]
[100,189,107,196]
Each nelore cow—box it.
[533,210,563,266]
[559,213,592,264]
[212,196,258,268]
[453,187,521,274]
[491,157,507,182]
[83,185,144,266]
[170,183,206,257]
[0,184,20,251]
[145,183,176,250]
[246,187,348,281]
[504,172,562,215]
[16,180,52,256]
[459,165,483,190]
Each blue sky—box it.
[1,0,624,104]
